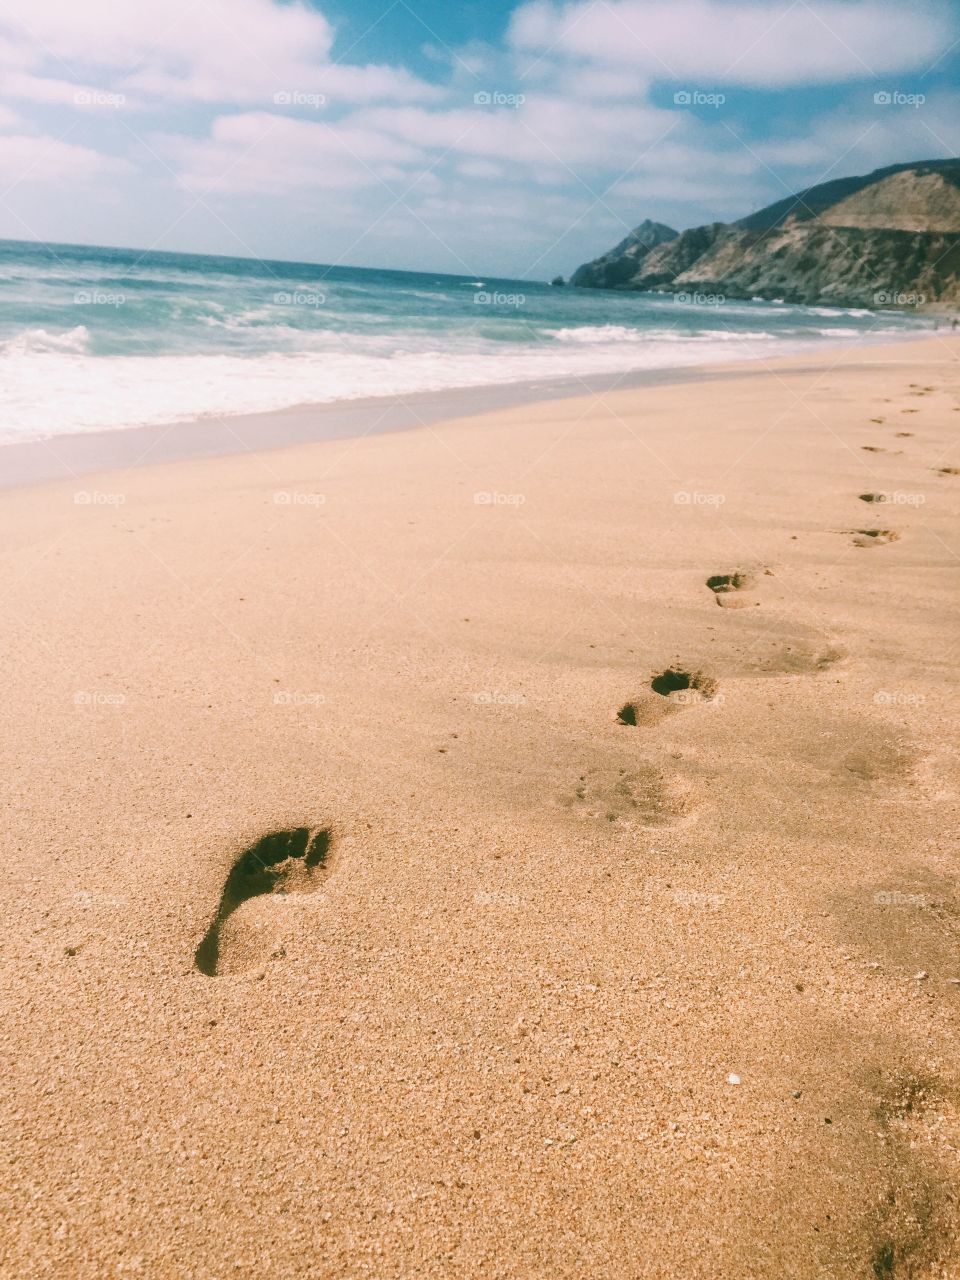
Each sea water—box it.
[0,238,934,444]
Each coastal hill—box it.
[569,219,678,289]
[571,159,960,307]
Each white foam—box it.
[0,324,899,444]
[551,323,781,345]
[807,306,874,318]
[0,325,91,355]
[552,324,646,343]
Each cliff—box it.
[571,159,960,307]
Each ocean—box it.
[0,238,936,445]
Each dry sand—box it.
[0,336,958,1278]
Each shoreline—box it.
[0,331,945,492]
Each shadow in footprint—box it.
[707,571,749,593]
[706,570,760,609]
[195,827,331,977]
[851,529,900,548]
[613,668,721,732]
[650,667,718,700]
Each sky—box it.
[0,0,957,279]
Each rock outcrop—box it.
[570,219,678,288]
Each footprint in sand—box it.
[831,865,959,990]
[195,826,332,977]
[563,764,691,828]
[866,1071,960,1278]
[788,713,916,787]
[616,629,845,727]
[935,467,960,477]
[850,529,900,548]
[859,492,888,504]
[705,570,763,609]
[861,445,886,453]
[615,696,675,728]
[616,668,720,727]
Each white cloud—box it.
[560,65,653,99]
[124,55,437,108]
[748,88,960,173]
[0,132,124,183]
[0,0,438,106]
[354,97,681,170]
[0,0,333,72]
[164,112,426,194]
[458,159,506,179]
[2,70,130,107]
[509,0,950,86]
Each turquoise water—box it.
[0,238,935,442]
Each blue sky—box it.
[0,0,956,278]
[318,1,522,76]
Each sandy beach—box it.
[1,335,958,1278]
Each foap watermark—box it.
[273,90,326,108]
[873,690,926,707]
[272,691,326,708]
[73,890,126,909]
[873,90,925,108]
[474,90,525,108]
[673,290,725,307]
[74,89,125,108]
[474,290,525,307]
[473,690,527,707]
[874,890,927,907]
[886,491,926,507]
[673,689,725,708]
[273,490,326,507]
[874,290,926,307]
[674,89,725,108]
[270,889,330,913]
[673,490,726,507]
[474,490,525,506]
[74,490,125,506]
[673,889,726,908]
[74,289,125,307]
[274,289,326,308]
[74,691,126,707]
